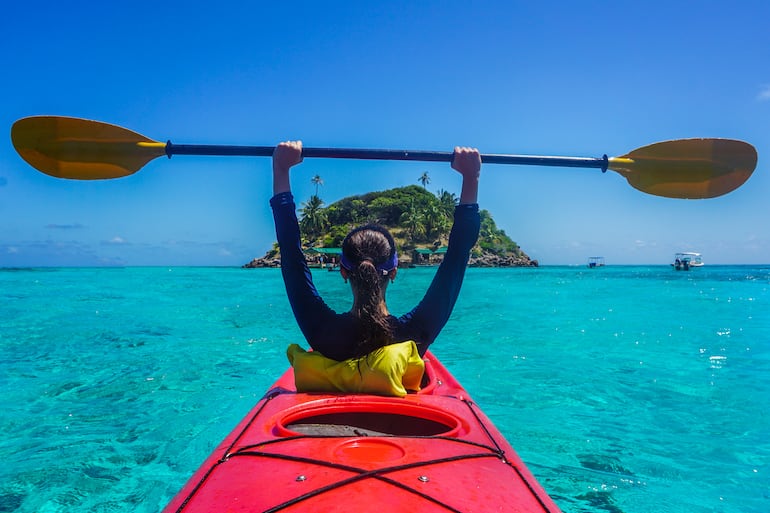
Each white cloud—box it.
[758,85,770,101]
[633,239,659,249]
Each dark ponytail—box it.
[341,225,398,356]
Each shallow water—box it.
[2,265,768,512]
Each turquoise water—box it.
[2,265,769,513]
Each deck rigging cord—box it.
[172,388,558,513]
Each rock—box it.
[468,253,538,268]
[242,257,280,268]
[244,252,538,268]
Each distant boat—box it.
[587,256,605,268]
[671,252,703,271]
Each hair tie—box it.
[340,251,398,273]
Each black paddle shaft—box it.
[165,142,609,172]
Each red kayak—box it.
[163,353,562,513]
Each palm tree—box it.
[400,201,426,242]
[300,195,329,241]
[423,203,449,241]
[436,189,458,219]
[311,175,324,196]
[418,172,430,189]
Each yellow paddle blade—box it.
[608,138,757,199]
[11,116,167,180]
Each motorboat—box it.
[672,252,703,270]
[587,256,605,268]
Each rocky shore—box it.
[243,256,281,268]
[469,254,539,267]
[243,252,538,269]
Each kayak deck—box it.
[163,353,562,513]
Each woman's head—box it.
[340,225,398,356]
[340,224,398,276]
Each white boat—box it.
[671,252,703,270]
[587,256,605,268]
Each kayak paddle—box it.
[11,115,758,199]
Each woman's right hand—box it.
[272,140,303,195]
[451,146,481,205]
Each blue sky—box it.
[1,1,768,266]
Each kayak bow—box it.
[163,353,562,513]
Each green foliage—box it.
[400,200,426,240]
[322,225,349,248]
[436,189,458,218]
[297,186,522,259]
[478,209,522,256]
[299,195,329,241]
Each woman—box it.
[271,141,481,363]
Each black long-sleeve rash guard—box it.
[270,191,480,360]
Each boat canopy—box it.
[305,248,342,255]
[415,247,448,255]
[673,252,703,263]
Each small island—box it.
[244,183,537,268]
